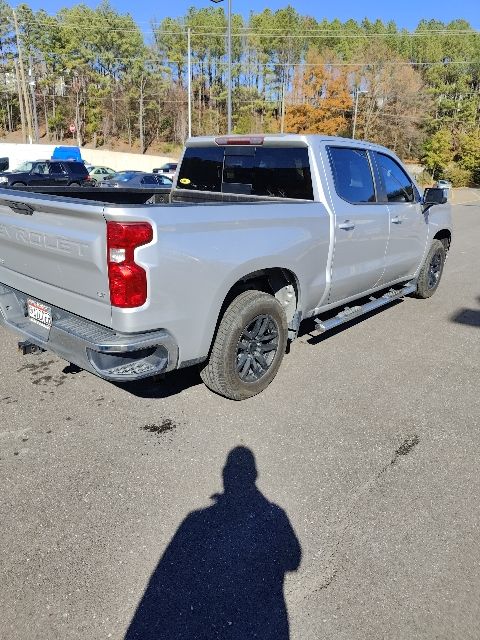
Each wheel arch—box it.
[220,267,300,325]
[204,267,301,360]
[433,228,451,252]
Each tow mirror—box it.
[422,187,447,207]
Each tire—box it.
[413,239,446,299]
[12,182,26,187]
[69,182,81,187]
[200,290,288,400]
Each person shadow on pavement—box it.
[124,446,302,640]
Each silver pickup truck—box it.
[0,135,451,400]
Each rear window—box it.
[177,145,314,200]
[328,147,376,204]
[178,146,224,192]
[68,162,89,176]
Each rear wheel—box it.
[200,290,288,400]
[69,182,81,187]
[413,239,446,299]
[12,182,26,187]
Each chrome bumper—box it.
[0,283,178,382]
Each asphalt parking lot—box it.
[1,200,479,640]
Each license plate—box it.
[27,299,52,330]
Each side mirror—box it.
[423,187,447,206]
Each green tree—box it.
[423,129,454,177]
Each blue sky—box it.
[15,0,480,30]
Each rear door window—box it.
[328,147,376,204]
[48,163,66,175]
[375,153,416,203]
[177,145,313,200]
[141,175,157,185]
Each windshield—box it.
[14,161,34,172]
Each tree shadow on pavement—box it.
[124,446,302,640]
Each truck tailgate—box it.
[0,191,111,327]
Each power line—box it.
[18,55,480,67]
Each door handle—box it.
[338,220,355,231]
[391,216,402,224]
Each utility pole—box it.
[352,88,367,140]
[226,0,232,134]
[187,28,192,138]
[138,74,145,154]
[280,61,289,134]
[13,59,27,143]
[12,8,33,144]
[28,56,39,142]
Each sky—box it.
[14,0,480,30]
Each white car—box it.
[88,166,116,185]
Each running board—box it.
[314,283,416,334]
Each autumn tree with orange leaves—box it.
[284,49,353,135]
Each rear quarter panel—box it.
[104,201,330,364]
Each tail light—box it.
[107,221,153,308]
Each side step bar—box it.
[314,283,416,334]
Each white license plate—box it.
[27,299,52,330]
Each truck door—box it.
[373,152,428,285]
[48,162,70,185]
[28,162,50,186]
[326,146,389,304]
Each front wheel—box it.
[200,290,288,400]
[413,239,446,299]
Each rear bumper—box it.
[0,283,179,381]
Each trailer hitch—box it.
[18,341,45,356]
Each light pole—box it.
[210,0,232,134]
[187,27,192,138]
[352,88,367,140]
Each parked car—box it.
[0,160,90,187]
[88,166,116,185]
[0,135,451,400]
[435,179,452,201]
[435,179,452,190]
[100,171,173,188]
[153,162,178,179]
